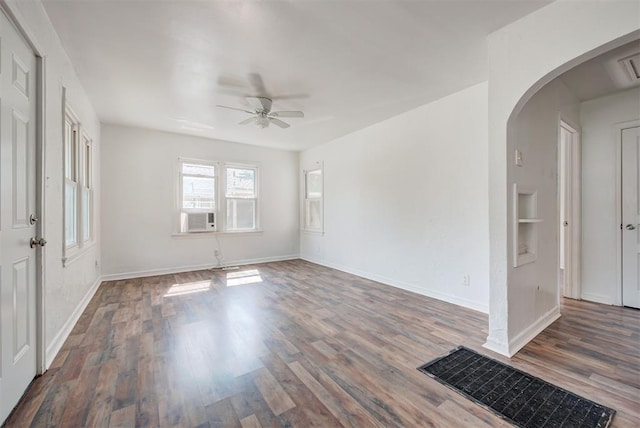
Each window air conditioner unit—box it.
[186,212,215,232]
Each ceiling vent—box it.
[619,53,640,82]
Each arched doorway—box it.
[484,0,640,357]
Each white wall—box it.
[486,0,639,356]
[508,79,579,346]
[300,82,490,313]
[581,88,640,304]
[4,1,102,366]
[101,125,299,278]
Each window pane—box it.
[306,169,322,198]
[183,163,215,177]
[226,198,255,230]
[65,120,76,181]
[306,199,321,230]
[226,168,255,198]
[65,182,77,246]
[85,140,91,188]
[64,121,71,178]
[183,176,215,209]
[82,187,91,241]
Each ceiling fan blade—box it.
[214,88,251,97]
[271,93,309,100]
[269,118,290,128]
[239,117,255,125]
[246,96,272,113]
[216,105,254,114]
[248,73,267,95]
[269,111,304,118]
[217,74,249,86]
[246,97,264,112]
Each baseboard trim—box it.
[45,276,102,369]
[483,335,510,357]
[507,306,561,357]
[581,292,614,306]
[300,256,488,314]
[101,254,300,281]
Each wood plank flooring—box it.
[4,260,640,427]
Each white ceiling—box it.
[43,0,553,151]
[560,39,640,102]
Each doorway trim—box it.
[615,119,640,307]
[558,117,582,302]
[0,1,47,375]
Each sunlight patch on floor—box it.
[226,269,262,287]
[165,280,211,297]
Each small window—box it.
[304,168,323,232]
[225,166,258,231]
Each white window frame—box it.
[63,107,79,253]
[81,131,93,243]
[178,158,218,233]
[63,105,95,266]
[175,158,261,235]
[303,166,323,234]
[224,163,260,233]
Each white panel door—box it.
[622,126,640,309]
[0,10,37,423]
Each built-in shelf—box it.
[514,184,542,267]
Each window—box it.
[303,168,323,232]
[181,162,216,210]
[179,160,217,233]
[81,132,93,242]
[226,166,258,231]
[64,110,79,248]
[177,159,260,233]
[63,105,94,265]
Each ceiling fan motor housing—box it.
[256,114,270,128]
[216,96,303,129]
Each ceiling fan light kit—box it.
[217,96,304,129]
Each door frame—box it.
[616,119,640,306]
[557,116,582,302]
[0,1,47,374]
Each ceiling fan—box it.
[217,97,304,129]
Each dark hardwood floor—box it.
[4,260,639,427]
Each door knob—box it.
[626,224,636,230]
[30,237,47,248]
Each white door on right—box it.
[622,126,640,309]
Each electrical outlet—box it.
[462,275,470,286]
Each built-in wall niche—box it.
[513,184,543,267]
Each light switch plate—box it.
[515,149,523,166]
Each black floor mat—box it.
[417,347,615,428]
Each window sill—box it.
[172,230,264,238]
[62,241,97,267]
